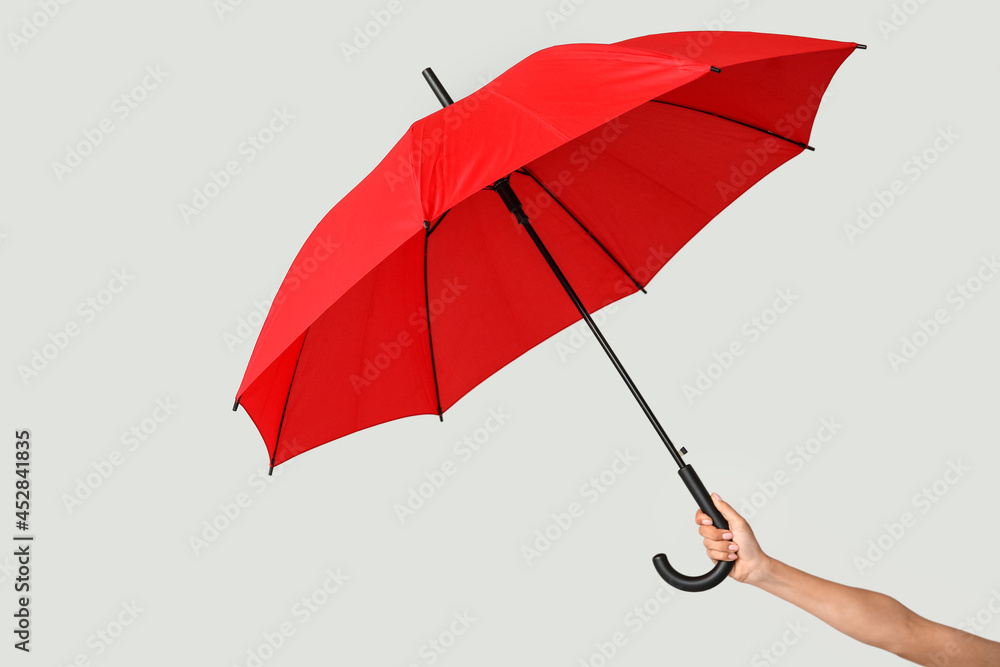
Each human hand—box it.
[695,493,771,586]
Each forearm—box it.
[749,557,1000,666]
[693,495,1000,666]
[751,557,914,655]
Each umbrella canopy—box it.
[235,31,859,470]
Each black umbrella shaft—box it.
[421,68,685,469]
[493,178,685,469]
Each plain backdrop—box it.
[3,0,998,665]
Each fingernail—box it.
[712,493,720,500]
[722,532,732,540]
[729,544,739,551]
[701,519,712,525]
[728,553,737,560]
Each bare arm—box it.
[697,493,1000,666]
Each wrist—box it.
[745,552,777,588]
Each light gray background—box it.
[3,0,998,665]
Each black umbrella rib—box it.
[422,222,444,421]
[649,100,814,151]
[516,167,646,294]
[270,326,309,475]
[427,209,450,235]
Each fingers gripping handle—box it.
[652,464,734,592]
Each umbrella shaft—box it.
[493,177,685,469]
[420,67,684,468]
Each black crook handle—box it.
[652,464,734,592]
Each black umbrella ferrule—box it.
[422,68,455,107]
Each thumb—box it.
[710,492,743,527]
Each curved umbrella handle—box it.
[652,464,734,592]
[653,551,733,592]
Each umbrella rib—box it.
[427,209,450,235]
[422,222,444,420]
[649,100,815,151]
[517,167,647,295]
[270,326,309,474]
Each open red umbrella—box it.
[234,31,863,591]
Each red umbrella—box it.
[234,31,863,591]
